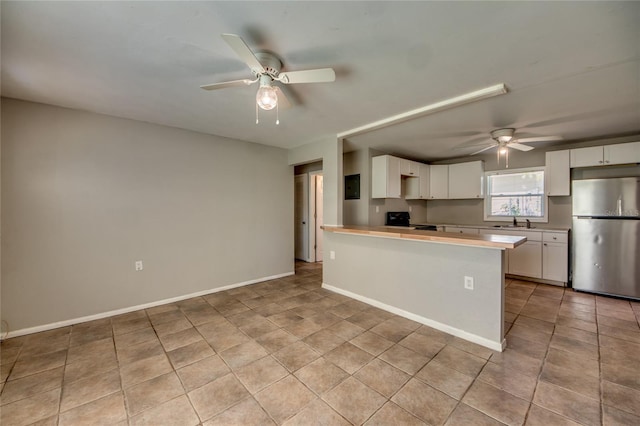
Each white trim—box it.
[322,283,506,352]
[2,271,294,340]
[337,84,507,139]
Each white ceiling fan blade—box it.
[200,79,257,91]
[221,33,265,75]
[274,87,292,109]
[516,136,563,143]
[470,145,497,155]
[278,68,336,84]
[509,142,535,152]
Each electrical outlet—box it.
[464,276,474,290]
[330,251,336,260]
[376,206,380,213]
[409,206,412,212]
[135,260,143,271]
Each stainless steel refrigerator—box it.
[572,177,640,299]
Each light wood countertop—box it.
[322,226,526,249]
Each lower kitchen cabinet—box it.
[509,241,542,279]
[478,228,568,285]
[542,241,568,282]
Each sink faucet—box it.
[512,217,517,227]
[526,219,531,229]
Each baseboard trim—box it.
[322,283,505,352]
[3,271,294,340]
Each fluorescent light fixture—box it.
[338,83,508,139]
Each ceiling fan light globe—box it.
[497,135,512,143]
[499,147,508,154]
[256,86,278,110]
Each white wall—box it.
[1,98,293,333]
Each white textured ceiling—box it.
[2,1,639,160]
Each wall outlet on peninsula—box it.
[464,276,474,290]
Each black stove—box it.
[386,211,411,227]
[385,211,437,231]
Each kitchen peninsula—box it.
[322,226,526,351]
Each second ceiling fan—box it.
[201,34,336,123]
[469,128,562,156]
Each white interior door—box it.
[294,174,309,261]
[315,174,324,262]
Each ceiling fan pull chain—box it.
[256,103,259,124]
[276,103,280,125]
[506,147,510,169]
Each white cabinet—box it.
[406,164,430,200]
[509,241,542,279]
[604,142,640,165]
[570,146,603,168]
[545,150,570,196]
[373,155,429,199]
[444,226,479,234]
[372,155,401,198]
[429,165,449,199]
[448,161,484,199]
[503,230,543,279]
[478,228,568,284]
[542,232,568,282]
[570,142,640,168]
[400,159,421,177]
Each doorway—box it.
[294,164,323,263]
[294,174,309,261]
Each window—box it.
[484,167,547,222]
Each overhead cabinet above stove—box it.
[371,154,484,200]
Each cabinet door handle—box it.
[605,160,610,164]
[553,236,557,240]
[544,243,547,246]
[598,160,603,164]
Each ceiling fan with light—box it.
[201,34,336,124]
[467,128,562,167]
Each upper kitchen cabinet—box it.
[570,141,640,168]
[428,165,449,199]
[448,161,484,199]
[406,163,430,200]
[399,159,421,177]
[604,142,640,165]
[372,155,401,198]
[545,150,570,196]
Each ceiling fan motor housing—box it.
[254,52,282,78]
[491,128,515,142]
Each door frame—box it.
[309,171,323,262]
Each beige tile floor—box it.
[2,261,640,425]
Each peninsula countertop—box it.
[322,225,527,249]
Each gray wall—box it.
[289,136,343,227]
[343,150,369,226]
[323,232,504,350]
[1,98,294,332]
